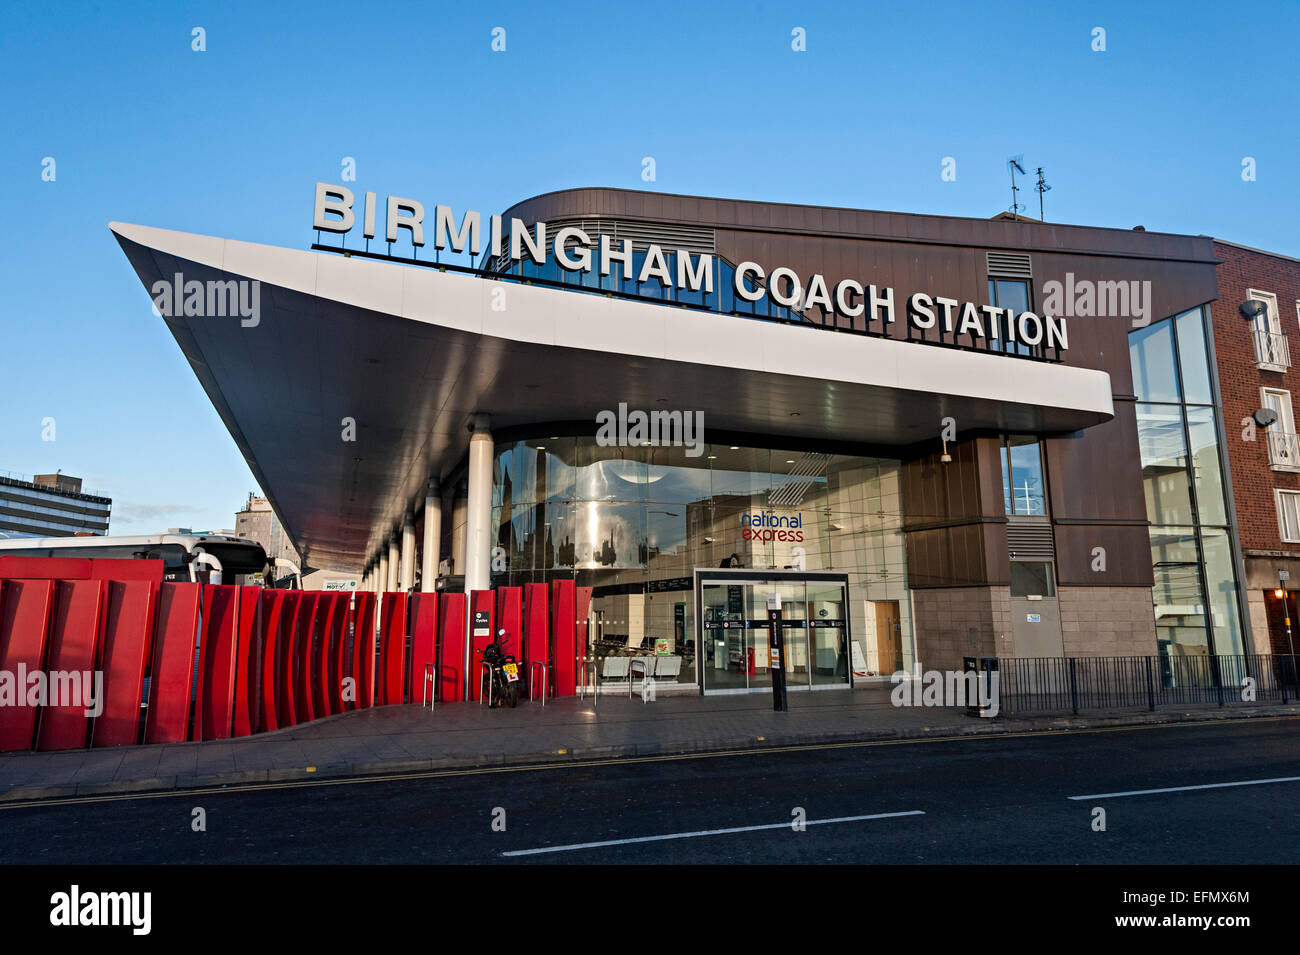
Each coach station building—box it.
[110,184,1247,693]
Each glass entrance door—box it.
[806,580,849,685]
[699,575,849,693]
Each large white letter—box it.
[434,205,481,255]
[386,196,426,246]
[735,262,766,302]
[314,182,355,234]
[554,226,593,272]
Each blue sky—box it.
[1,0,1297,538]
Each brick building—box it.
[1210,240,1300,655]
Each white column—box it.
[465,414,494,594]
[387,533,400,592]
[400,514,416,591]
[377,553,388,594]
[422,478,441,592]
[451,480,468,577]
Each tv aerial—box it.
[1034,167,1052,221]
[1007,156,1026,216]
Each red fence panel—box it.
[258,590,285,732]
[93,580,154,747]
[353,592,376,708]
[36,579,105,751]
[550,579,577,697]
[575,585,593,664]
[307,595,329,718]
[0,578,55,751]
[276,591,302,726]
[0,557,90,580]
[468,590,495,701]
[197,585,238,741]
[496,587,523,661]
[231,585,261,738]
[324,594,348,715]
[436,591,466,702]
[409,593,438,703]
[90,558,164,589]
[523,583,549,699]
[379,593,408,704]
[147,583,201,744]
[295,594,318,723]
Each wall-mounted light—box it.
[940,438,952,463]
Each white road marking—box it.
[1068,775,1300,800]
[501,810,925,857]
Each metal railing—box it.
[1253,328,1291,369]
[528,661,549,706]
[1267,430,1300,469]
[997,653,1300,715]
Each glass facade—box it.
[491,437,913,687]
[1129,307,1245,659]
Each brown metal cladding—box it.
[502,188,1220,590]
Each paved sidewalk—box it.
[1,687,1296,803]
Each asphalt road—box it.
[1,717,1297,865]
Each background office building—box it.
[0,471,112,539]
[112,186,1246,692]
[234,492,303,579]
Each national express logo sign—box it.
[741,512,804,543]
[312,183,1071,353]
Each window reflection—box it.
[491,437,914,682]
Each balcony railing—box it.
[1267,430,1300,470]
[1254,328,1291,370]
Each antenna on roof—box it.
[1034,166,1052,221]
[1007,156,1026,216]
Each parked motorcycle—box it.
[478,628,520,708]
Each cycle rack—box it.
[578,658,599,704]
[528,661,549,706]
[422,662,437,711]
[628,659,650,699]
[478,661,495,707]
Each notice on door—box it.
[1026,613,1041,623]
[850,641,869,678]
[473,610,491,636]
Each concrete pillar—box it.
[422,478,441,592]
[377,553,388,594]
[451,480,468,577]
[387,533,400,592]
[465,415,494,594]
[400,514,416,592]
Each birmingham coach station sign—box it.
[313,182,1070,352]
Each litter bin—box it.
[963,656,999,717]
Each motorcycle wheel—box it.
[506,684,519,708]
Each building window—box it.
[1261,387,1300,471]
[1000,435,1046,516]
[1276,490,1300,543]
[1010,560,1055,597]
[987,279,1034,357]
[1249,288,1289,371]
